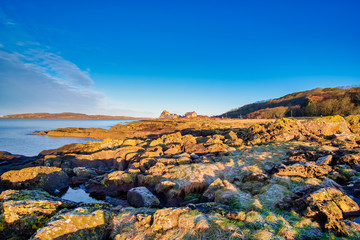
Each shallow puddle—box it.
[61,186,104,204]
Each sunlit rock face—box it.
[0,166,69,193]
[31,207,111,240]
[0,189,76,239]
[0,116,359,239]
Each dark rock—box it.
[127,187,160,208]
[105,196,130,207]
[242,172,268,182]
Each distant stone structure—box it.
[159,110,199,119]
[184,111,197,118]
[159,110,179,119]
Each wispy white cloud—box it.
[0,10,151,117]
[22,49,94,87]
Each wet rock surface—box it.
[0,116,360,239]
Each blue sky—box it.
[0,0,359,117]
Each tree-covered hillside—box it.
[220,87,360,119]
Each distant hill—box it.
[220,87,360,119]
[0,112,146,119]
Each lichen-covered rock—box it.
[304,187,359,236]
[140,146,163,158]
[127,187,160,207]
[338,153,360,165]
[246,118,306,144]
[214,181,257,210]
[274,163,330,178]
[251,230,273,240]
[152,207,188,231]
[160,163,226,198]
[258,184,293,209]
[150,132,183,147]
[178,212,207,230]
[31,207,110,240]
[0,189,75,239]
[163,144,182,156]
[122,138,142,146]
[0,166,69,193]
[73,167,97,178]
[39,139,124,155]
[226,131,243,146]
[304,115,351,136]
[87,170,139,196]
[202,178,225,202]
[346,115,360,134]
[182,134,197,146]
[114,146,144,169]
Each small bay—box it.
[0,119,141,156]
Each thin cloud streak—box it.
[0,10,152,117]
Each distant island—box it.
[0,112,148,119]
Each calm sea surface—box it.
[0,119,141,156]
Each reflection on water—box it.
[61,186,104,204]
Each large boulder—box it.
[258,184,293,209]
[159,163,226,197]
[31,207,110,240]
[0,166,69,193]
[127,187,160,207]
[214,181,258,210]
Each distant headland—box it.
[0,112,149,119]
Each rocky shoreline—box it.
[1,116,360,239]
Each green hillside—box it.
[220,87,360,119]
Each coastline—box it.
[0,116,360,239]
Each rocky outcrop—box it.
[0,151,36,174]
[304,188,359,236]
[0,166,69,193]
[0,116,359,239]
[0,189,75,239]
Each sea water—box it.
[0,119,141,156]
